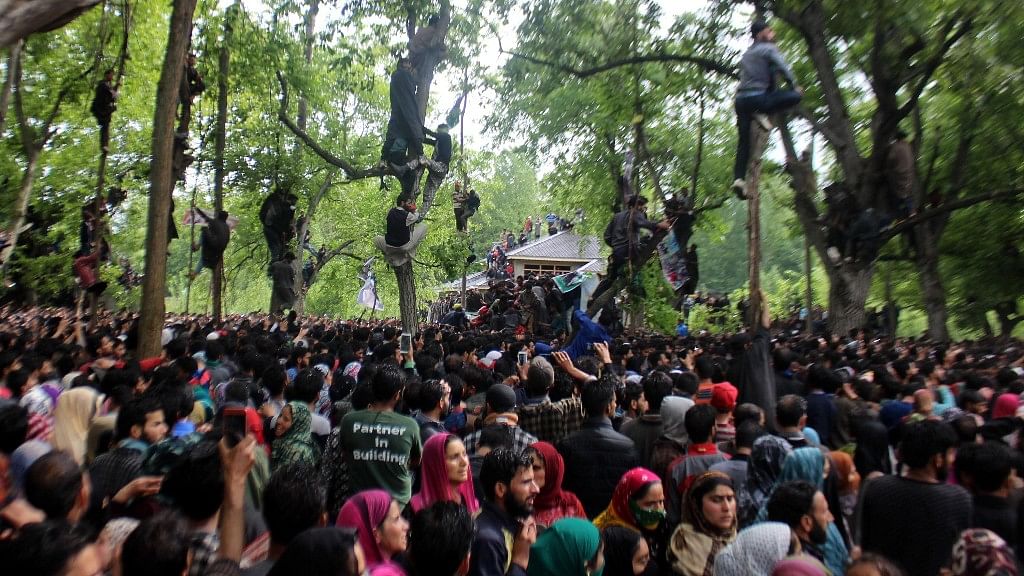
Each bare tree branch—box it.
[276,71,386,182]
[897,13,973,120]
[501,48,738,80]
[882,188,1024,240]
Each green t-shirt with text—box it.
[340,409,422,507]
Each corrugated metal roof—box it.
[506,232,602,261]
[438,270,491,292]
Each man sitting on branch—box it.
[375,196,428,268]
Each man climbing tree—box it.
[90,69,117,153]
[732,20,803,200]
[592,193,672,305]
[189,208,230,280]
[270,251,297,313]
[259,187,296,263]
[409,13,445,70]
[73,241,107,310]
[418,122,452,216]
[375,195,428,267]
[381,56,424,197]
[885,129,916,222]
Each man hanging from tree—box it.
[259,187,297,263]
[381,56,424,197]
[73,241,107,309]
[189,209,231,281]
[732,20,803,200]
[270,251,297,313]
[375,195,428,267]
[418,122,452,217]
[90,69,117,153]
[591,193,672,305]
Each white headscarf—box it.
[661,396,695,445]
[713,522,793,576]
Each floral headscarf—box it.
[952,529,1019,576]
[271,401,319,470]
[739,435,791,526]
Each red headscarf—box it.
[409,433,479,514]
[336,489,394,566]
[993,394,1020,420]
[610,467,661,528]
[531,441,582,513]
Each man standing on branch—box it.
[382,56,424,197]
[591,194,672,305]
[270,252,297,313]
[732,20,803,200]
[419,122,452,217]
[259,187,296,263]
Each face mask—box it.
[630,500,666,529]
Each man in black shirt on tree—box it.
[270,252,297,313]
[259,188,296,263]
[190,209,230,280]
[591,194,671,305]
[418,122,452,216]
[374,196,428,267]
[91,69,117,152]
[382,56,424,197]
[859,419,972,576]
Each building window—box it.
[523,263,572,275]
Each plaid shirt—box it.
[516,396,584,445]
[190,531,220,576]
[463,422,537,456]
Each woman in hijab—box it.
[757,447,849,575]
[602,527,649,576]
[268,527,365,576]
[650,396,693,484]
[828,451,860,537]
[739,435,791,527]
[529,518,605,576]
[712,522,794,576]
[594,468,666,575]
[409,433,478,515]
[668,471,738,576]
[51,387,102,466]
[336,489,409,573]
[853,419,891,480]
[951,528,1019,576]
[271,401,319,470]
[771,556,830,576]
[529,441,586,528]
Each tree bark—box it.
[394,261,418,336]
[2,151,38,266]
[914,225,949,341]
[746,123,769,328]
[0,0,101,47]
[297,0,318,132]
[0,40,21,136]
[827,264,874,337]
[138,0,198,357]
[212,1,236,322]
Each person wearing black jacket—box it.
[727,290,777,431]
[557,374,639,518]
[270,252,297,312]
[91,69,117,152]
[259,188,296,263]
[190,209,230,280]
[419,123,452,216]
[592,194,671,305]
[382,57,424,196]
[374,196,428,267]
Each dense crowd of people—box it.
[0,297,1021,576]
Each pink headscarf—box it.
[993,394,1021,420]
[336,489,394,565]
[409,433,479,514]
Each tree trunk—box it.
[0,149,38,267]
[137,0,198,357]
[0,0,102,47]
[394,261,418,336]
[297,0,318,132]
[746,123,769,328]
[915,232,949,341]
[827,265,873,338]
[212,1,236,322]
[0,40,22,136]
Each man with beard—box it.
[469,448,540,576]
[766,481,832,565]
[858,420,972,576]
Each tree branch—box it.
[881,188,1024,241]
[501,48,737,80]
[897,13,973,121]
[276,71,386,182]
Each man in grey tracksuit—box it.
[732,20,803,199]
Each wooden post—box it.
[746,122,770,329]
[211,1,236,322]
